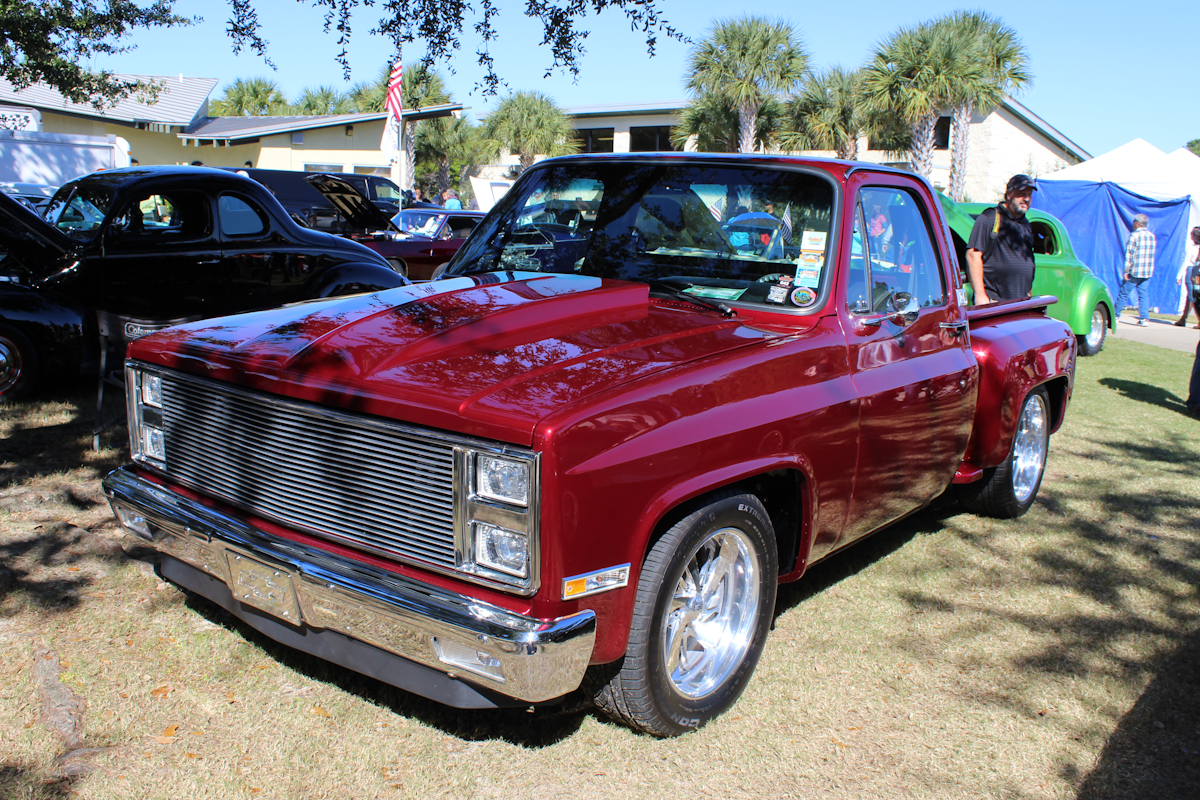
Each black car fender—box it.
[0,283,90,376]
[306,261,410,298]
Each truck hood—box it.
[131,272,786,444]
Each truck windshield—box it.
[43,185,115,239]
[445,161,836,311]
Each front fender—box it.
[0,283,89,375]
[307,262,410,298]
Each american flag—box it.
[386,59,403,121]
[780,202,793,242]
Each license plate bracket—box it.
[227,552,302,624]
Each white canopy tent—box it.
[1046,138,1200,240]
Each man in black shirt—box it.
[966,174,1037,304]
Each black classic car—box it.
[0,165,408,401]
[306,174,484,280]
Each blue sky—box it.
[88,0,1196,158]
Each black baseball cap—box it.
[1006,174,1037,194]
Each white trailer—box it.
[0,130,131,187]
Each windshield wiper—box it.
[646,280,735,318]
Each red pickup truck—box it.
[104,155,1076,736]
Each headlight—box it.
[475,455,530,507]
[126,366,166,467]
[474,522,529,578]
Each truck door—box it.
[840,181,977,540]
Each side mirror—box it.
[888,292,920,325]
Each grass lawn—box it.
[1,336,1198,800]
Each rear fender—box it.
[963,309,1076,470]
[1069,274,1117,334]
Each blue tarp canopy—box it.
[1031,180,1191,313]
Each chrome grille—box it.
[158,372,458,569]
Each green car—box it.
[938,196,1116,356]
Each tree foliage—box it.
[862,20,984,179]
[483,91,578,171]
[685,16,808,154]
[0,0,194,106]
[1188,139,1200,157]
[209,77,289,116]
[940,11,1030,200]
[672,92,782,153]
[778,67,867,160]
[227,0,682,95]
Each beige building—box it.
[0,75,457,184]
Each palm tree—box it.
[685,16,809,154]
[941,12,1031,201]
[862,21,984,179]
[400,63,451,189]
[209,77,288,117]
[348,64,390,112]
[416,116,490,196]
[291,85,354,116]
[671,92,782,153]
[778,67,865,160]
[483,92,579,172]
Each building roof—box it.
[1003,97,1092,163]
[561,101,687,119]
[0,75,217,126]
[180,103,464,144]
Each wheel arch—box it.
[638,464,812,590]
[307,261,410,298]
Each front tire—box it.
[959,387,1050,518]
[593,491,778,736]
[0,323,38,403]
[1077,303,1108,356]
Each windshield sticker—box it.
[795,268,821,288]
[800,230,827,252]
[767,285,788,304]
[790,287,818,307]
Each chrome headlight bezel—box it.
[126,364,166,468]
[457,447,540,592]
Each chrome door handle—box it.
[939,320,968,336]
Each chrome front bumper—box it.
[103,467,596,706]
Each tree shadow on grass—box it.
[1071,624,1200,799]
[0,763,81,799]
[1098,378,1191,416]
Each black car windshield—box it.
[445,160,836,311]
[43,184,115,239]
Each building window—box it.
[574,128,614,153]
[934,117,951,150]
[630,126,678,152]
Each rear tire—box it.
[1077,303,1108,356]
[959,387,1050,518]
[0,323,39,403]
[592,491,778,736]
[387,258,408,278]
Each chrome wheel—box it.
[662,526,761,700]
[1011,392,1049,505]
[0,330,28,397]
[1085,308,1105,349]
